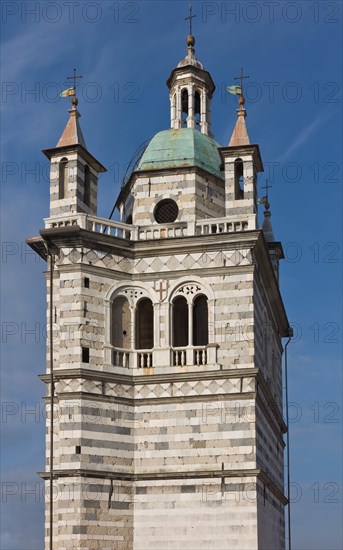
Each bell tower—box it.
[167,32,214,136]
[43,94,106,219]
[27,22,290,550]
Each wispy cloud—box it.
[279,112,333,161]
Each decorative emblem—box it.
[124,289,143,299]
[155,280,168,301]
[178,284,201,295]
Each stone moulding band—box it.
[37,468,288,506]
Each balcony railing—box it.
[112,348,130,368]
[172,346,208,367]
[45,213,254,241]
[109,345,215,369]
[111,347,153,369]
[195,219,249,234]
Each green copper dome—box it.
[136,128,224,180]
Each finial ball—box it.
[72,96,78,106]
[238,95,245,106]
[186,34,195,47]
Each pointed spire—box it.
[56,68,86,148]
[229,96,250,146]
[261,180,275,242]
[56,104,87,148]
[262,207,275,242]
[228,68,251,146]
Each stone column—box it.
[175,87,182,129]
[187,85,195,129]
[104,299,112,365]
[200,90,208,135]
[187,302,193,365]
[170,93,176,129]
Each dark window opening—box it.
[194,90,201,128]
[82,347,89,363]
[76,446,81,455]
[126,215,133,224]
[136,298,154,350]
[181,88,188,127]
[193,295,208,346]
[84,277,90,288]
[234,158,244,200]
[154,199,179,224]
[173,296,188,347]
[59,157,68,199]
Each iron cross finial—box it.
[234,67,250,94]
[67,68,82,92]
[185,3,196,35]
[262,179,272,208]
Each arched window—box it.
[125,214,133,224]
[136,298,153,350]
[59,157,68,199]
[111,296,132,349]
[84,165,91,207]
[234,158,244,200]
[172,296,188,347]
[181,88,189,127]
[193,295,208,346]
[194,90,201,128]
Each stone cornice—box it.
[40,366,286,439]
[40,366,259,385]
[37,467,287,505]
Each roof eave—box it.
[166,65,215,95]
[219,144,264,173]
[42,144,107,173]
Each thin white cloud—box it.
[279,112,332,161]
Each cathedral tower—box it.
[28,31,289,550]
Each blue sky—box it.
[1,1,342,548]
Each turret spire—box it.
[57,68,86,148]
[228,68,250,147]
[261,180,276,242]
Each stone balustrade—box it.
[45,213,253,241]
[111,345,215,369]
[112,347,153,369]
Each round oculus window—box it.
[154,199,179,224]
